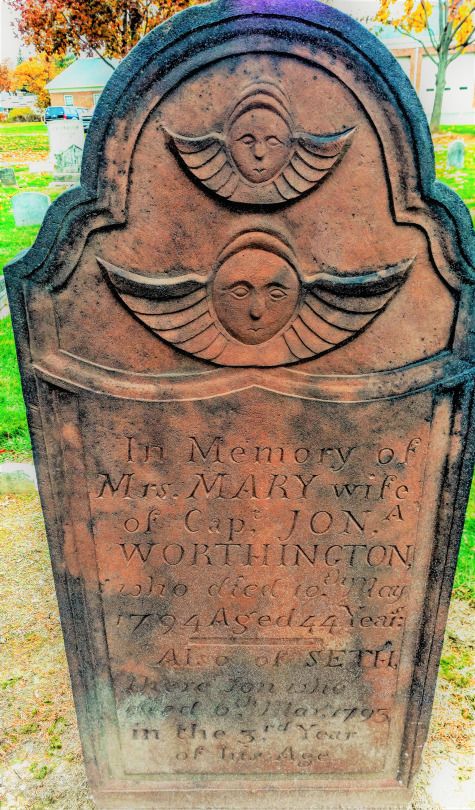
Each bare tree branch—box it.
[448,32,475,61]
[58,10,116,68]
[421,0,439,50]
[395,25,438,62]
[450,6,475,39]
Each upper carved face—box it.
[165,80,356,205]
[228,108,292,184]
[212,247,300,344]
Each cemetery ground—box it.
[0,122,474,809]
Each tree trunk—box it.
[430,50,448,133]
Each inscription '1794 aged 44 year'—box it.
[5,0,475,809]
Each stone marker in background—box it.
[0,167,17,186]
[46,118,84,182]
[0,277,8,319]
[11,192,50,227]
[54,143,84,182]
[0,462,37,495]
[447,139,465,169]
[5,1,475,808]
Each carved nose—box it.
[253,141,266,160]
[250,295,265,320]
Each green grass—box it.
[433,128,475,222]
[0,122,49,162]
[454,478,475,604]
[0,315,30,457]
[0,167,57,271]
[440,125,475,137]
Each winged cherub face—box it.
[228,108,292,184]
[212,248,300,345]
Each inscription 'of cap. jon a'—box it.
[5,1,475,809]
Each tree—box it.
[11,54,61,108]
[7,0,199,68]
[375,1,474,132]
[0,62,13,93]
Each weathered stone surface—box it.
[11,191,50,227]
[5,1,475,809]
[447,139,465,169]
[0,167,17,186]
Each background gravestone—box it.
[5,1,475,809]
[446,139,465,169]
[46,118,84,181]
[0,167,17,187]
[11,191,50,227]
[0,277,8,319]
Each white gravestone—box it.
[11,192,50,227]
[447,139,465,169]
[47,119,85,179]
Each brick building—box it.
[46,58,118,111]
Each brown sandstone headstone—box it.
[5,1,475,808]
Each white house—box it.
[330,0,474,125]
[46,57,118,110]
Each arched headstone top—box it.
[9,0,475,294]
[4,8,475,808]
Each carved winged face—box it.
[164,82,356,205]
[98,231,414,368]
[212,249,299,344]
[228,108,293,184]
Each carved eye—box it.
[230,284,251,299]
[239,134,255,146]
[268,287,287,301]
[266,136,283,147]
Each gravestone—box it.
[0,276,8,318]
[5,2,475,809]
[11,191,50,227]
[47,118,84,181]
[0,167,17,186]
[447,139,465,169]
[54,143,84,182]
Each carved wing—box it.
[165,126,356,205]
[283,258,414,360]
[97,258,230,361]
[275,127,356,201]
[165,130,240,199]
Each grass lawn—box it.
[0,123,68,459]
[0,122,49,163]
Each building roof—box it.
[46,57,118,91]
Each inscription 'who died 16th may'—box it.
[81,399,429,775]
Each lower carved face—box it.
[212,248,300,345]
[228,109,292,183]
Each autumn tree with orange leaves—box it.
[375,0,474,131]
[0,62,13,93]
[11,54,61,108]
[7,0,198,68]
